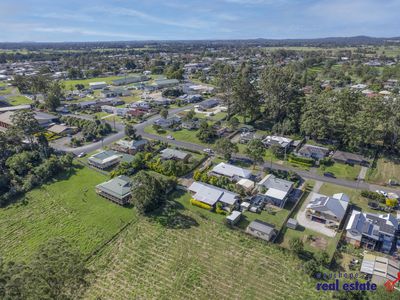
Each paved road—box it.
[53,101,400,193]
[52,102,201,155]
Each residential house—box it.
[246,220,277,242]
[332,150,369,166]
[96,175,131,205]
[160,148,190,161]
[346,210,398,253]
[153,116,181,129]
[262,135,293,149]
[181,120,200,130]
[88,150,122,170]
[113,139,148,154]
[257,174,294,208]
[306,192,350,228]
[210,162,252,181]
[130,101,151,110]
[198,98,219,111]
[297,144,330,160]
[47,124,77,136]
[188,181,239,211]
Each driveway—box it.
[296,190,337,238]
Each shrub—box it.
[361,190,386,203]
[215,202,227,215]
[288,154,314,167]
[190,198,212,210]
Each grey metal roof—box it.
[258,174,293,192]
[188,181,239,206]
[160,148,189,160]
[247,220,276,235]
[96,175,131,199]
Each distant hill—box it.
[0,36,399,50]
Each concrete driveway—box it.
[296,191,337,238]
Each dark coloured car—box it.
[323,172,336,178]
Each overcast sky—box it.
[1,0,399,42]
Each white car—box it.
[77,152,86,158]
[166,135,175,140]
[203,148,213,154]
[376,190,388,197]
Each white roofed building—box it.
[188,181,239,211]
[210,162,252,181]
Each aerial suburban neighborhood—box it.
[0,0,400,299]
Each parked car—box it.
[203,148,214,154]
[323,172,336,178]
[77,152,86,158]
[166,135,175,140]
[376,190,388,197]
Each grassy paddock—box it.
[84,191,327,299]
[0,165,134,262]
[367,156,400,185]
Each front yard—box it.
[317,162,361,181]
[367,156,400,185]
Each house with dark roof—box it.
[160,148,190,161]
[246,220,277,242]
[332,150,369,166]
[153,116,181,128]
[306,192,350,228]
[296,144,330,160]
[198,98,220,111]
[346,210,398,253]
[96,175,132,205]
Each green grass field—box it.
[6,95,33,106]
[318,182,375,213]
[144,125,213,147]
[84,191,326,299]
[367,156,400,185]
[317,162,361,181]
[0,165,135,262]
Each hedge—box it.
[190,198,212,210]
[360,190,386,203]
[288,154,314,165]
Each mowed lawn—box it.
[6,95,33,106]
[318,182,374,213]
[85,198,327,299]
[144,125,213,147]
[0,165,135,262]
[317,162,361,181]
[367,156,400,185]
